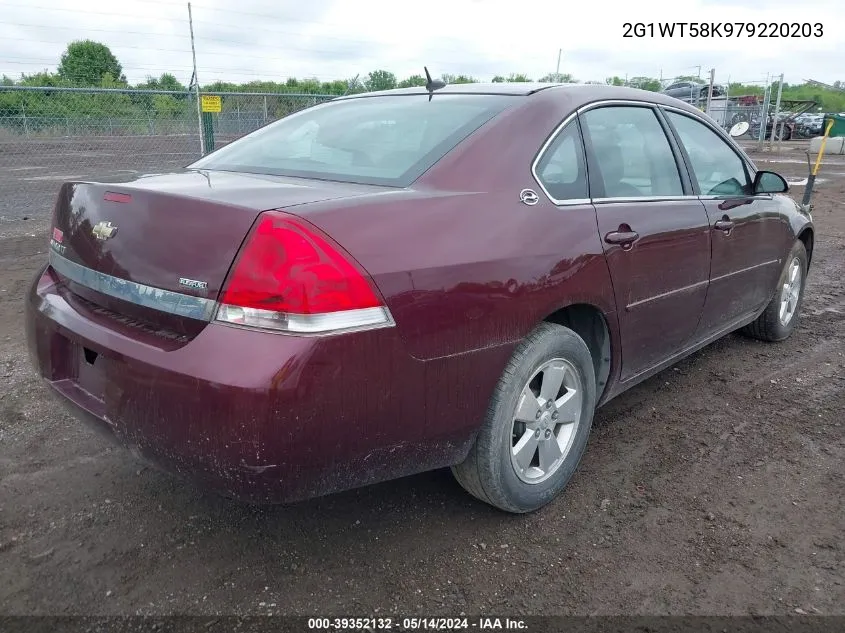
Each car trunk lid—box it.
[49,170,387,334]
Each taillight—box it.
[215,211,393,334]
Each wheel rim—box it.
[779,257,802,325]
[510,358,583,485]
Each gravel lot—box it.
[0,137,843,617]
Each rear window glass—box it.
[189,94,516,187]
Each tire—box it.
[773,126,792,141]
[451,323,597,513]
[741,240,808,342]
[730,113,749,127]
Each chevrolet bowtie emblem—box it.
[92,221,118,241]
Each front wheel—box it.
[452,323,597,513]
[741,240,808,342]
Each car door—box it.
[662,108,787,337]
[580,104,711,382]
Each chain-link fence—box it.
[658,75,786,144]
[0,86,335,177]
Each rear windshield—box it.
[188,94,516,187]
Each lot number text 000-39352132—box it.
[623,22,823,37]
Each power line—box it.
[1,6,555,60]
[1,4,187,21]
[0,35,505,70]
[1,62,336,78]
[2,0,380,31]
[0,21,188,38]
[2,36,192,54]
[0,59,360,82]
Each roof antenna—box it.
[424,66,446,101]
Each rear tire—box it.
[452,323,597,513]
[741,240,808,342]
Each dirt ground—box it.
[0,138,843,617]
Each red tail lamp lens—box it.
[104,192,132,203]
[220,211,383,315]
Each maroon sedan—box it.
[26,83,813,513]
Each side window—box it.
[581,106,683,198]
[535,122,588,201]
[666,111,751,196]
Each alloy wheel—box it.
[510,358,583,484]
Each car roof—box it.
[335,82,563,99]
[336,83,709,112]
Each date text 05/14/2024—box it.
[307,617,528,630]
[623,22,823,37]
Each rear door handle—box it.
[604,230,640,246]
[714,219,735,232]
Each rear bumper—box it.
[25,265,448,504]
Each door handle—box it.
[604,230,640,246]
[714,218,735,232]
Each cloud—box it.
[0,0,842,86]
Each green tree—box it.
[19,71,62,87]
[491,75,506,83]
[442,73,477,84]
[506,73,532,82]
[204,81,239,93]
[398,74,426,88]
[628,76,661,91]
[365,70,397,92]
[58,40,125,86]
[539,73,578,83]
[157,73,184,91]
[605,76,626,86]
[136,73,184,92]
[321,79,349,95]
[152,94,182,118]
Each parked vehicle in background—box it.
[661,81,725,104]
[796,115,825,138]
[750,114,795,141]
[26,83,814,513]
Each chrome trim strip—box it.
[530,110,583,206]
[626,279,709,310]
[575,98,661,115]
[48,250,217,321]
[698,194,773,201]
[531,98,767,207]
[658,104,760,174]
[531,99,687,207]
[214,304,396,336]
[709,259,780,283]
[593,195,701,204]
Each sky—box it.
[1,0,844,88]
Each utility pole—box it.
[555,49,562,81]
[705,68,715,115]
[757,74,771,147]
[188,2,205,156]
[769,72,784,147]
[343,74,360,96]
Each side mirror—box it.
[753,170,788,194]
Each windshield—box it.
[189,94,516,187]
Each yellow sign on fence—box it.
[200,95,222,113]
